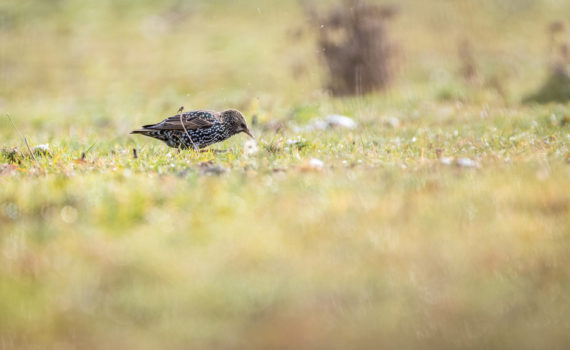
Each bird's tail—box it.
[130,129,151,135]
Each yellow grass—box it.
[1,0,569,349]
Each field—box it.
[1,0,569,349]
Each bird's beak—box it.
[243,129,255,139]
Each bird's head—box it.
[221,109,254,139]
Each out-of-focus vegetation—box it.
[1,0,569,349]
[523,20,570,103]
[303,0,398,95]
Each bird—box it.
[130,108,254,150]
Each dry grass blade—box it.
[177,106,199,153]
[5,114,38,164]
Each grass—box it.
[1,0,570,349]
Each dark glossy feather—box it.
[140,110,217,131]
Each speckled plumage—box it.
[130,109,253,149]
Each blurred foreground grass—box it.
[1,0,570,349]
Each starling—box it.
[130,109,254,150]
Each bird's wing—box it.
[144,111,218,130]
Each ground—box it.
[0,0,569,349]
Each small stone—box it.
[198,162,226,176]
[324,115,358,129]
[244,139,258,155]
[385,117,401,128]
[33,144,51,156]
[309,158,324,168]
[306,115,358,131]
[455,158,479,168]
[300,158,325,172]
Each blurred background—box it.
[1,0,569,137]
[1,1,569,349]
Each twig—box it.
[5,114,38,164]
[177,106,199,153]
[132,148,138,159]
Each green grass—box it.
[1,0,570,349]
